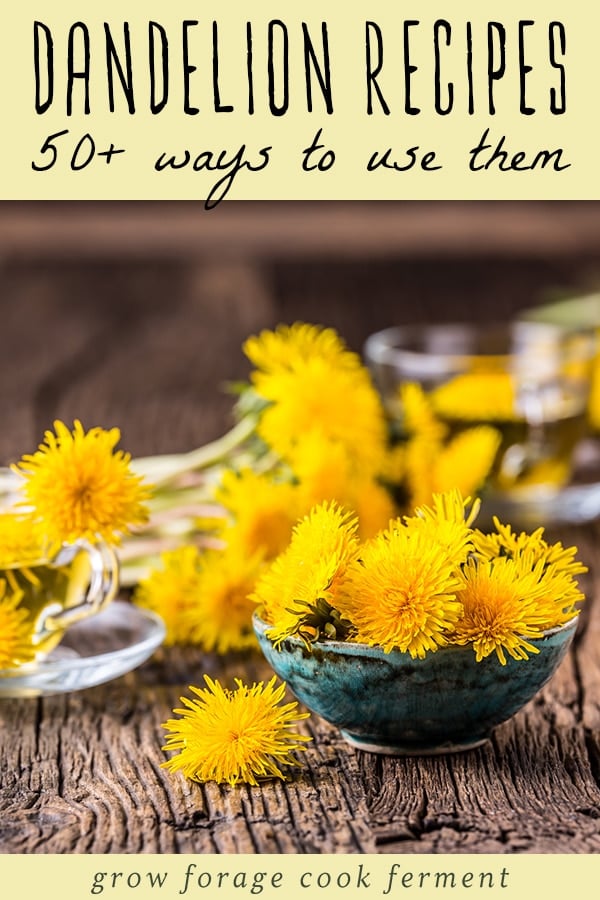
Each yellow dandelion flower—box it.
[183,545,264,654]
[0,580,35,669]
[400,425,500,510]
[527,562,586,629]
[244,322,360,375]
[338,527,465,658]
[399,382,447,441]
[133,545,204,646]
[291,433,355,502]
[431,371,516,421]
[472,518,586,631]
[454,557,552,664]
[401,488,479,564]
[255,358,387,474]
[474,516,586,580]
[244,324,388,475]
[401,434,440,508]
[290,433,396,539]
[350,479,397,540]
[0,512,48,568]
[588,357,600,432]
[213,468,300,560]
[252,502,360,644]
[433,426,501,498]
[162,675,311,786]
[14,420,150,545]
[134,544,262,653]
[379,443,406,486]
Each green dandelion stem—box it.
[132,415,259,489]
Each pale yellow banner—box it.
[0,2,597,201]
[2,853,600,899]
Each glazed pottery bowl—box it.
[253,612,578,755]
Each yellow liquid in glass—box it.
[1,551,93,658]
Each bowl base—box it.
[340,730,490,756]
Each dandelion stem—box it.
[132,415,258,488]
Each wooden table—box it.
[1,204,600,854]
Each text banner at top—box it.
[1,0,597,204]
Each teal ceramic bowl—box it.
[253,612,578,755]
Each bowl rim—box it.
[252,609,579,657]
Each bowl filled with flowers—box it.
[252,490,586,755]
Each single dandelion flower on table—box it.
[0,580,35,669]
[453,556,554,664]
[338,527,465,658]
[13,420,150,546]
[161,675,311,786]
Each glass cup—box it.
[364,321,597,498]
[1,539,119,667]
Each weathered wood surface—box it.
[1,219,600,854]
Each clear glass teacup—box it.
[1,528,119,668]
[364,320,597,498]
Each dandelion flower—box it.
[431,371,517,421]
[184,545,263,654]
[244,322,359,375]
[401,488,480,564]
[0,512,48,568]
[400,423,500,510]
[433,426,501,498]
[245,324,388,474]
[472,518,586,631]
[290,433,396,539]
[0,581,35,669]
[134,544,261,652]
[399,382,447,442]
[454,556,552,664]
[213,468,300,560]
[338,527,464,658]
[253,502,360,645]
[14,420,150,545]
[162,675,311,786]
[473,517,586,578]
[255,359,387,474]
[401,434,440,508]
[133,545,204,646]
